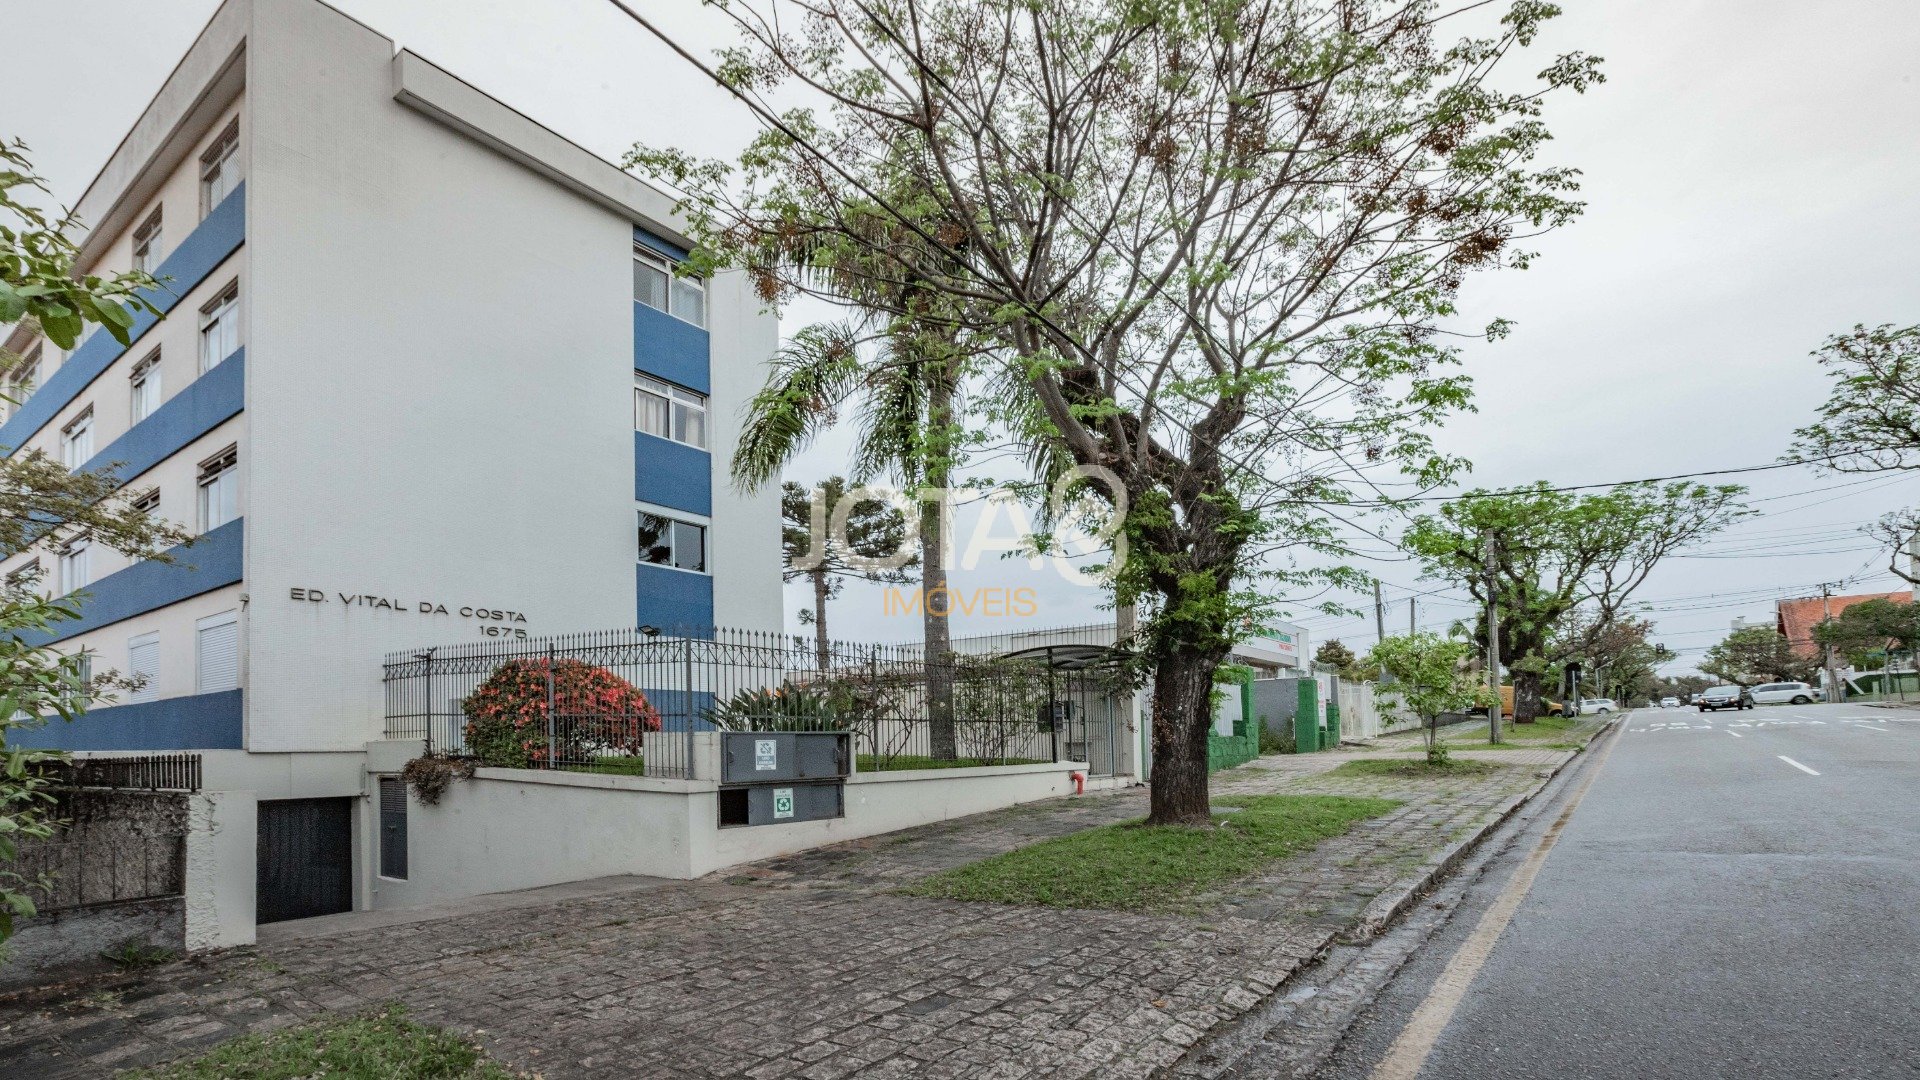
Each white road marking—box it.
[1778,755,1821,776]
[1856,724,1887,733]
[1370,724,1622,1080]
[1726,730,1743,738]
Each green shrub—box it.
[1257,721,1295,755]
[705,683,852,731]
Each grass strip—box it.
[1329,758,1498,778]
[124,1004,516,1079]
[901,793,1396,911]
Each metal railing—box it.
[384,626,1121,780]
[36,753,202,792]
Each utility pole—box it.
[1373,581,1389,680]
[1409,595,1417,635]
[1821,582,1840,703]
[1484,534,1502,744]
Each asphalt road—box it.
[1319,702,1920,1080]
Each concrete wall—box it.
[364,760,1086,908]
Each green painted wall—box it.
[1207,668,1260,772]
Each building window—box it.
[130,488,160,515]
[200,120,240,217]
[379,777,409,880]
[128,632,159,704]
[130,350,163,423]
[57,541,90,595]
[6,559,41,593]
[634,374,708,449]
[199,282,239,373]
[132,208,164,275]
[633,246,706,328]
[197,445,239,532]
[60,409,94,470]
[638,510,707,573]
[196,610,239,693]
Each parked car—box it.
[1697,685,1753,712]
[1749,681,1817,705]
[1660,696,1680,708]
[1578,698,1618,715]
[1498,685,1569,718]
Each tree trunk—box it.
[1145,649,1222,827]
[811,569,831,671]
[1513,668,1543,723]
[923,372,957,759]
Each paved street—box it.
[0,749,1567,1079]
[1317,703,1920,1080]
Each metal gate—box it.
[1054,673,1120,777]
[256,797,354,924]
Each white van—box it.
[1749,681,1817,705]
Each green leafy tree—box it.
[782,477,915,668]
[1364,633,1493,765]
[636,0,1602,825]
[1313,639,1368,681]
[1700,626,1819,687]
[0,140,180,957]
[1405,483,1745,722]
[1813,597,1920,671]
[1789,323,1920,585]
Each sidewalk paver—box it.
[0,749,1573,1079]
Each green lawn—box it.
[1330,758,1497,778]
[579,754,648,776]
[901,793,1397,911]
[124,1005,516,1079]
[858,754,1049,772]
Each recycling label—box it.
[755,739,777,772]
[773,787,795,820]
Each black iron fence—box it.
[384,627,1121,779]
[35,753,202,792]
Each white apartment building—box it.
[3,0,780,941]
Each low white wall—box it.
[376,760,1088,908]
[700,762,1083,875]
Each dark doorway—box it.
[256,797,354,923]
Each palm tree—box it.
[781,477,915,669]
[733,320,968,757]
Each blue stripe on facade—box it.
[633,303,711,395]
[25,518,244,647]
[9,689,243,751]
[635,561,714,633]
[0,184,246,455]
[634,431,712,516]
[82,349,244,484]
[632,227,690,262]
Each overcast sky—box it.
[12,0,1919,671]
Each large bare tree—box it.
[632,0,1601,824]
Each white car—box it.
[1578,698,1618,715]
[1748,681,1817,705]
[1660,697,1680,709]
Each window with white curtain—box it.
[634,374,708,449]
[197,445,239,532]
[60,409,94,469]
[130,350,162,423]
[132,208,164,274]
[196,611,239,693]
[632,246,706,328]
[57,541,90,595]
[128,632,159,703]
[199,282,239,373]
[200,120,240,217]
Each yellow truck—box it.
[1500,685,1566,719]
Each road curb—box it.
[1344,715,1621,944]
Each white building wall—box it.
[241,0,671,752]
[705,269,783,633]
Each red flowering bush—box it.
[461,658,660,769]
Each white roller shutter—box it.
[196,612,239,693]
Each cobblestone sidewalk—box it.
[0,750,1570,1079]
